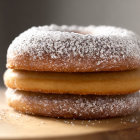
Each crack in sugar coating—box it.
[7,24,140,72]
[6,89,140,119]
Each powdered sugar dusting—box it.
[7,24,140,71]
[6,89,140,119]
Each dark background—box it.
[1,0,140,87]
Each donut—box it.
[6,89,140,119]
[4,24,140,119]
[7,24,140,72]
[4,69,140,95]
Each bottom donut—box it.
[6,89,140,119]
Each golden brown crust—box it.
[4,69,140,95]
[6,89,140,119]
[7,55,140,72]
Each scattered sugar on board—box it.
[120,116,138,125]
[0,109,7,120]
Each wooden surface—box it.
[0,89,140,140]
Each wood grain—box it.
[0,89,140,140]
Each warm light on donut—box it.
[4,24,140,119]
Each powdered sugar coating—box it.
[6,89,140,119]
[7,24,140,72]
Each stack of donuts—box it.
[4,25,140,119]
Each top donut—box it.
[7,24,140,72]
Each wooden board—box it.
[0,88,140,140]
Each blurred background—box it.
[0,0,140,87]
